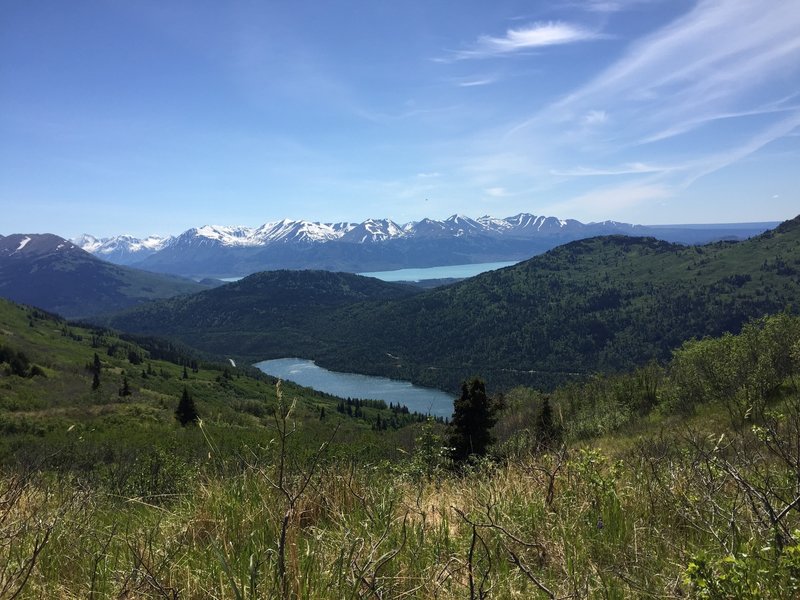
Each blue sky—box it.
[2,0,799,238]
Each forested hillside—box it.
[0,298,427,475]
[105,270,420,358]
[108,215,800,392]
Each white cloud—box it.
[458,78,497,87]
[485,187,508,197]
[449,22,601,60]
[551,162,673,177]
[583,109,608,125]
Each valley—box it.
[4,3,800,596]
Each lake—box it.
[219,260,518,284]
[359,260,518,282]
[254,358,454,418]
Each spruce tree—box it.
[119,376,131,397]
[175,386,199,426]
[534,396,560,451]
[92,370,100,390]
[449,378,496,462]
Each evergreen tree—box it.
[92,370,100,390]
[119,376,131,397]
[182,365,189,380]
[534,396,561,451]
[175,387,199,426]
[93,352,101,374]
[449,378,496,462]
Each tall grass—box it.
[6,400,800,599]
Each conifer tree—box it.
[534,396,561,451]
[449,378,496,462]
[175,386,199,426]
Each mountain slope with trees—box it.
[319,215,800,391]
[107,216,800,392]
[105,269,421,358]
[0,234,210,318]
[0,297,428,474]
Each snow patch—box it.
[16,237,31,251]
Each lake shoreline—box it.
[255,357,454,418]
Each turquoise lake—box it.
[358,260,518,282]
[254,358,454,418]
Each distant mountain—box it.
[0,233,208,318]
[71,233,171,265]
[74,214,779,278]
[106,216,800,393]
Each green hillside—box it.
[108,215,800,393]
[106,269,420,358]
[0,298,428,477]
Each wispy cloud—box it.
[496,0,800,214]
[582,109,608,125]
[551,162,674,177]
[484,187,508,197]
[457,77,497,87]
[545,182,672,218]
[545,1,800,141]
[446,21,601,61]
[580,0,659,14]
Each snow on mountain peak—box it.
[253,219,344,244]
[76,212,583,264]
[16,237,31,252]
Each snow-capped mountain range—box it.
[70,213,774,278]
[73,214,592,261]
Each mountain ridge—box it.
[0,233,210,319]
[71,213,780,278]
